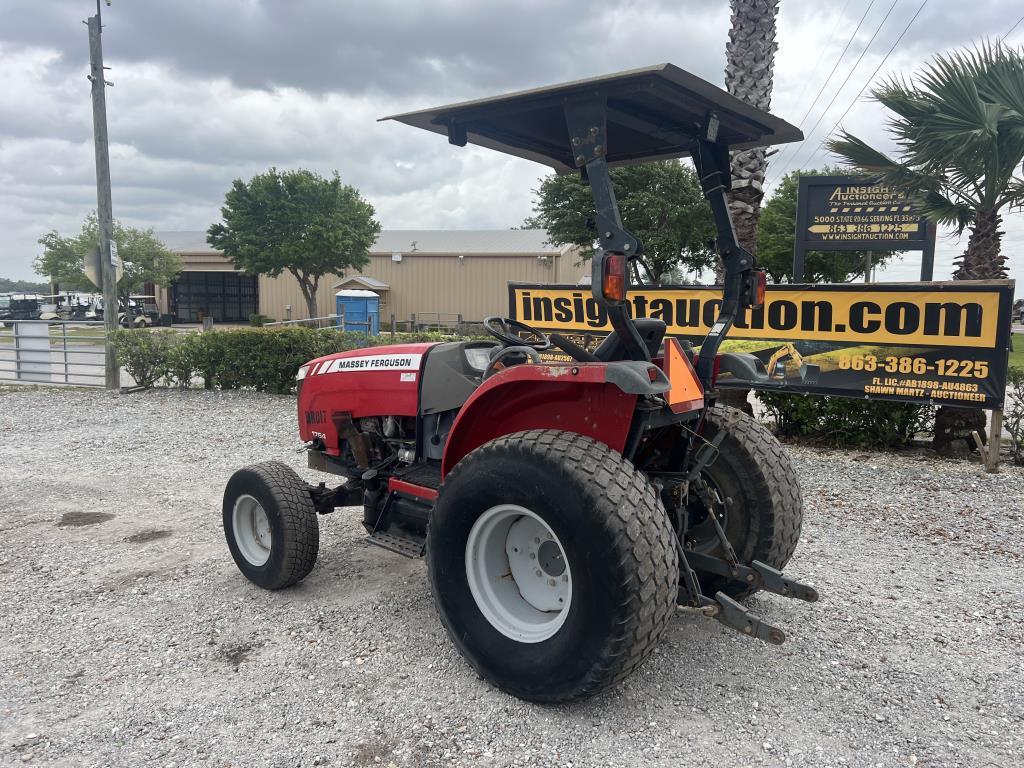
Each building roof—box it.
[154,229,563,257]
[154,231,220,254]
[372,229,561,255]
[333,275,390,291]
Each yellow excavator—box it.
[767,342,804,379]
[768,342,820,384]
[717,341,820,386]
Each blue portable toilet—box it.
[335,289,380,335]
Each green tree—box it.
[758,169,894,282]
[35,213,183,297]
[208,168,381,318]
[0,277,48,293]
[826,44,1024,280]
[525,161,715,283]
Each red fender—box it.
[441,363,637,476]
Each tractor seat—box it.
[593,318,667,362]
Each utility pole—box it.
[87,0,119,389]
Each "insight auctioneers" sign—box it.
[793,175,936,282]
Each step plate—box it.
[367,530,425,558]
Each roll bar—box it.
[567,98,763,384]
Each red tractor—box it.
[223,64,817,703]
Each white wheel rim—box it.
[465,504,572,643]
[232,494,272,566]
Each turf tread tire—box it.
[699,405,802,598]
[428,430,679,703]
[223,461,319,590]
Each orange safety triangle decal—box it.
[664,337,704,414]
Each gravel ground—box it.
[0,388,1021,768]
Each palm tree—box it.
[827,44,1024,452]
[720,0,780,415]
[826,44,1024,281]
[724,0,781,253]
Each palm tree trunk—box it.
[935,208,1005,452]
[953,208,1006,280]
[718,0,779,415]
[724,0,779,255]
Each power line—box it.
[811,0,928,160]
[794,0,879,128]
[770,0,877,173]
[789,0,855,120]
[1001,13,1024,42]
[769,0,900,185]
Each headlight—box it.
[464,347,492,372]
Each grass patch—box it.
[1010,333,1024,370]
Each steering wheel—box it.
[483,316,551,351]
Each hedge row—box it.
[114,327,457,393]
[756,390,934,449]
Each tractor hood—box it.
[297,343,439,452]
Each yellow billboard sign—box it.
[509,283,1007,350]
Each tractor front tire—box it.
[223,461,319,590]
[687,405,803,600]
[428,430,679,703]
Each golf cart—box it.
[223,63,817,702]
[122,295,159,327]
[6,294,44,321]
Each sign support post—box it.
[920,221,936,281]
[987,410,1003,473]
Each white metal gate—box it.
[0,320,107,387]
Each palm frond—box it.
[997,178,1024,209]
[916,189,976,231]
[830,43,1024,223]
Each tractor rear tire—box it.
[427,430,679,703]
[687,405,802,600]
[223,461,319,590]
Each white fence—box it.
[0,320,107,386]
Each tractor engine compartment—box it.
[297,339,506,547]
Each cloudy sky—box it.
[2,0,1023,283]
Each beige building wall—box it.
[258,252,573,323]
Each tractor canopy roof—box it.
[382,63,802,173]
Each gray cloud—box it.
[0,0,1022,282]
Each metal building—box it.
[154,230,578,325]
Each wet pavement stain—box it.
[222,642,256,670]
[124,529,172,544]
[57,511,115,528]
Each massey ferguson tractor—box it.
[223,63,818,703]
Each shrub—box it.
[164,341,197,389]
[114,329,178,389]
[114,327,463,394]
[1004,366,1024,466]
[756,390,934,450]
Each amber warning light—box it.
[602,253,627,302]
[743,269,766,308]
